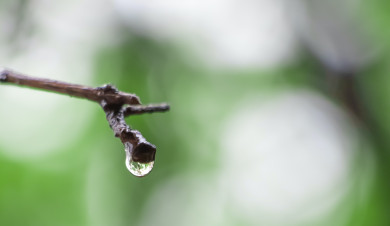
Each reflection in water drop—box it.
[125,150,154,177]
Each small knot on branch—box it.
[96,84,118,95]
[122,128,136,140]
[96,84,141,105]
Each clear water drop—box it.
[127,159,154,177]
[125,150,154,177]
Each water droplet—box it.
[127,159,154,177]
[125,149,154,177]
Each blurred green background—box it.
[1,0,390,225]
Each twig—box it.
[123,103,170,116]
[0,68,141,105]
[0,67,169,164]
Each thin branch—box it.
[0,67,169,164]
[0,68,141,105]
[123,103,170,116]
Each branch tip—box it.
[103,104,157,163]
[123,103,170,117]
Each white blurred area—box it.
[220,91,358,224]
[138,90,373,226]
[0,0,116,160]
[286,0,374,72]
[114,0,298,70]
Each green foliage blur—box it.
[1,0,390,226]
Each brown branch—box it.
[101,101,156,163]
[123,103,170,116]
[0,68,141,105]
[0,67,169,164]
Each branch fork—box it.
[0,68,169,163]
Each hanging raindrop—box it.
[124,143,155,177]
[126,157,154,177]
